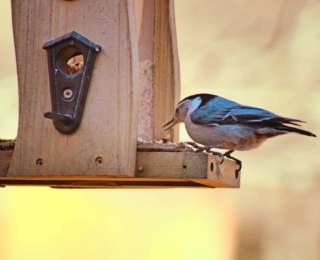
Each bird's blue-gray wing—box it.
[190,96,303,126]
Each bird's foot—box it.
[184,143,225,164]
[223,150,242,177]
[202,146,225,164]
[185,142,206,153]
[208,150,225,164]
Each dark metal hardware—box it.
[43,31,101,134]
[44,112,74,124]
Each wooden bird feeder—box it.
[0,0,240,188]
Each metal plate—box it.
[43,31,101,134]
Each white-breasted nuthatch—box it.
[163,93,316,171]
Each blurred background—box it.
[0,0,320,259]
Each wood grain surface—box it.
[135,0,180,142]
[1,141,240,188]
[9,0,139,176]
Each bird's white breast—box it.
[184,114,265,150]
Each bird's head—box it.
[163,93,216,131]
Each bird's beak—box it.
[163,118,177,131]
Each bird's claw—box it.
[185,142,206,152]
[218,154,225,165]
[235,161,242,178]
[191,144,214,153]
[208,151,224,164]
[184,142,226,165]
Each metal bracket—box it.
[43,31,101,134]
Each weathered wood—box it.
[0,176,205,188]
[137,141,190,152]
[206,154,240,187]
[0,140,14,177]
[9,0,139,177]
[0,152,11,177]
[136,149,240,187]
[135,0,156,141]
[136,151,207,178]
[135,0,180,142]
[0,141,240,188]
[153,0,180,142]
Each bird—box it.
[163,93,316,172]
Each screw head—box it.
[63,88,73,100]
[95,156,103,164]
[36,158,43,166]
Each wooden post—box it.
[135,0,180,142]
[9,0,139,176]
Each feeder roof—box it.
[43,31,101,52]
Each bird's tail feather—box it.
[275,125,316,137]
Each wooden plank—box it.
[0,141,240,188]
[136,151,208,178]
[0,151,11,177]
[137,151,185,178]
[9,0,139,177]
[153,0,180,142]
[137,141,189,152]
[134,0,180,142]
[136,148,239,187]
[0,140,14,177]
[206,155,240,188]
[0,176,205,188]
[0,175,239,189]
[135,0,156,141]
